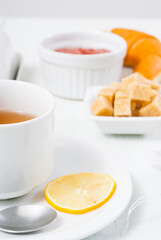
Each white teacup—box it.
[0,80,55,199]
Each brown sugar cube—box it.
[91,96,114,116]
[114,99,131,117]
[139,95,161,116]
[150,90,158,101]
[133,89,158,114]
[114,93,131,117]
[98,88,115,105]
[108,82,124,91]
[115,91,127,100]
[131,101,137,116]
[122,73,160,91]
[145,80,160,92]
[122,73,142,88]
[128,82,151,104]
[139,78,160,92]
[131,102,142,116]
[133,110,140,116]
[131,89,158,116]
[133,89,156,114]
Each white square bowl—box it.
[84,86,161,134]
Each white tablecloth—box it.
[4,17,161,239]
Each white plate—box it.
[0,136,132,240]
[84,86,161,134]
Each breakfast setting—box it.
[0,1,161,239]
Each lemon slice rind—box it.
[45,173,116,214]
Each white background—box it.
[0,0,161,18]
[0,1,161,239]
[3,18,161,240]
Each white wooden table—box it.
[4,18,161,239]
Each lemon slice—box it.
[45,173,116,214]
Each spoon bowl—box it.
[0,205,57,233]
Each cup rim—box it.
[0,80,55,127]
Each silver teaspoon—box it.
[0,205,57,233]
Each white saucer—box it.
[0,136,132,240]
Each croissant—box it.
[133,54,161,82]
[111,28,161,81]
[128,38,161,66]
[111,28,156,66]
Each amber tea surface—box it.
[0,110,35,124]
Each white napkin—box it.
[85,213,161,240]
[85,193,161,240]
[86,217,161,240]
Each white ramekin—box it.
[0,80,55,199]
[39,31,127,100]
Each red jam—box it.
[54,48,110,54]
